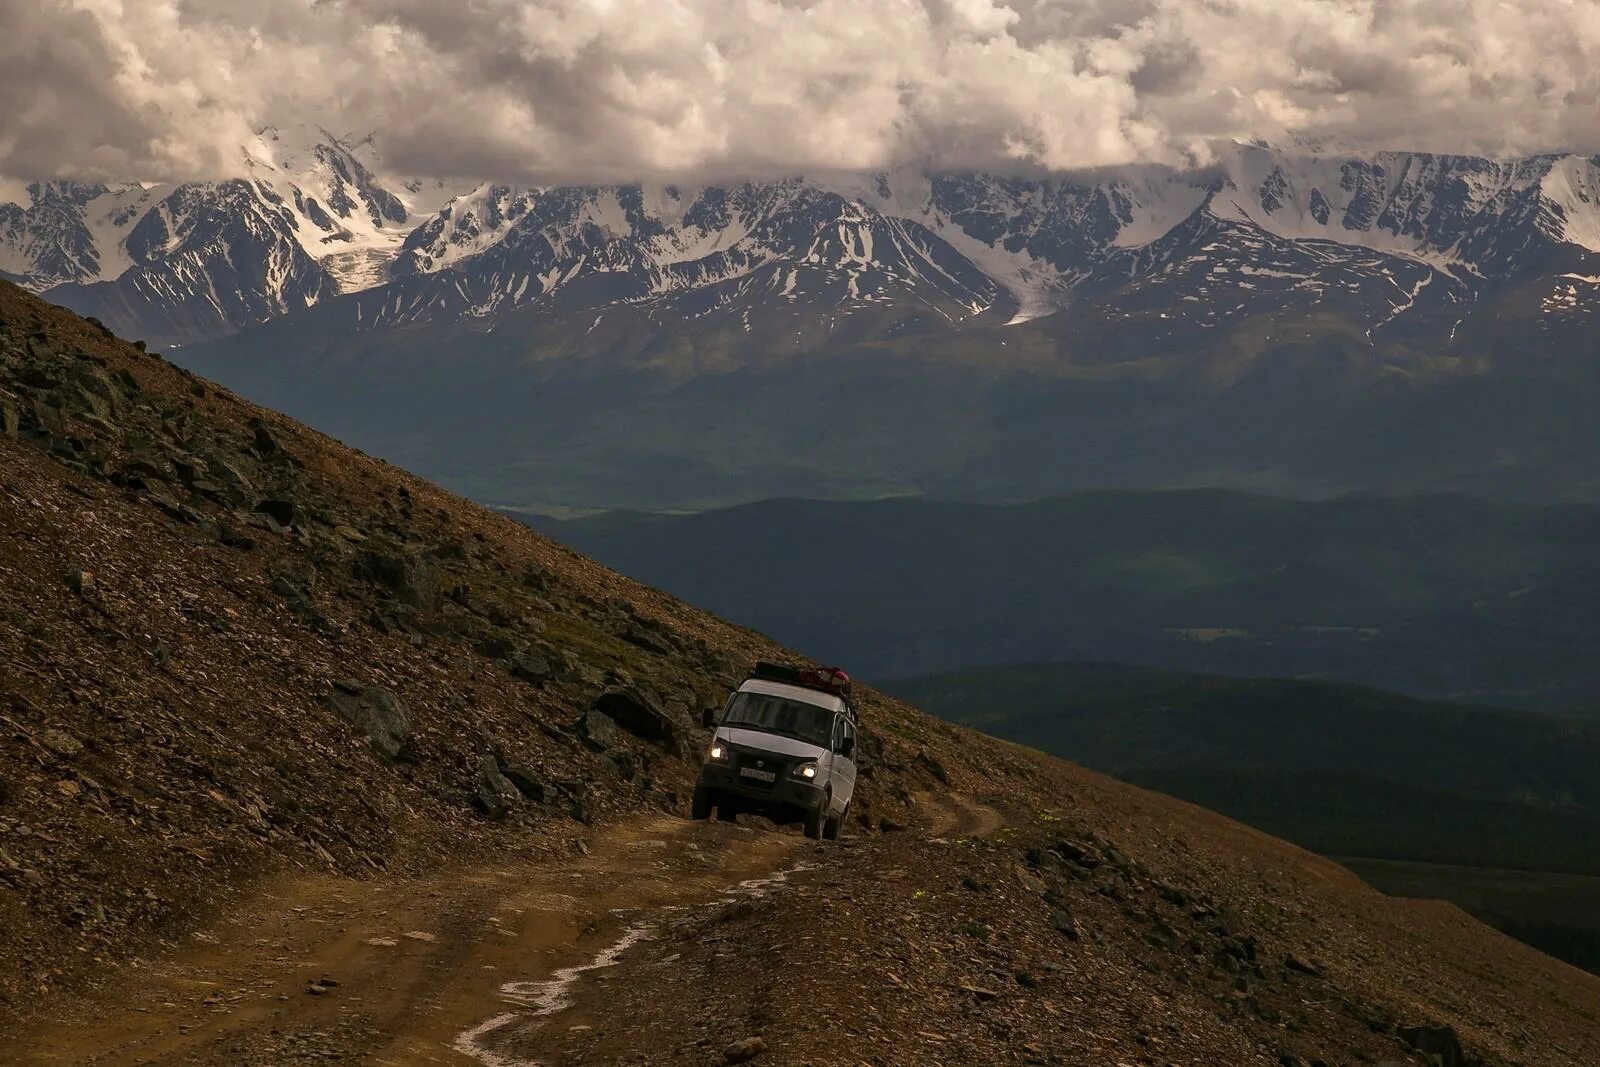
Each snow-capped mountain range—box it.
[0,126,464,343]
[7,130,1600,348]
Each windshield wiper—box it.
[721,721,825,746]
[720,719,770,731]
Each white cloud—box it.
[5,0,1600,183]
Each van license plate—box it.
[739,767,777,783]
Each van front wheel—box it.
[803,801,827,840]
[823,803,846,841]
[691,785,713,821]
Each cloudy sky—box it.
[6,0,1600,182]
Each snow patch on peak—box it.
[238,124,466,293]
[576,188,635,240]
[398,184,540,276]
[1536,156,1600,252]
[1106,173,1211,248]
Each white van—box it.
[694,662,859,840]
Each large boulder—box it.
[324,682,411,760]
[1399,1025,1470,1067]
[576,710,623,752]
[356,550,440,612]
[254,498,301,529]
[501,763,552,803]
[593,687,691,752]
[474,752,522,820]
[508,652,554,686]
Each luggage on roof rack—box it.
[748,661,858,719]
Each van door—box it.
[832,717,858,813]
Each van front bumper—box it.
[697,763,826,812]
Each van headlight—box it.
[708,742,730,762]
[792,762,818,780]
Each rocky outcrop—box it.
[324,682,411,760]
[593,686,694,753]
[356,549,440,612]
[473,752,522,820]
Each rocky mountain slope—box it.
[3,282,1600,1064]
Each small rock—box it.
[723,1036,767,1063]
[1049,908,1080,941]
[502,764,551,802]
[1155,882,1190,907]
[363,937,398,948]
[619,619,676,655]
[63,569,95,596]
[570,789,594,826]
[1053,839,1103,868]
[475,752,522,820]
[1398,1024,1468,1067]
[477,635,520,661]
[915,751,951,785]
[509,652,554,686]
[40,729,83,758]
[119,456,169,484]
[253,498,300,528]
[878,817,907,833]
[250,420,283,455]
[401,930,437,943]
[1285,953,1322,978]
[1014,864,1047,894]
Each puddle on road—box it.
[452,860,817,1066]
[452,923,653,1067]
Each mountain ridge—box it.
[15,134,1600,511]
[11,137,1600,349]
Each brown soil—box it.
[8,814,803,1065]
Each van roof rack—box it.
[748,661,858,719]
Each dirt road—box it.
[9,795,1001,1066]
[9,817,804,1065]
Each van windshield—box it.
[721,693,834,747]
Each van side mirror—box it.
[701,706,717,728]
[839,736,855,757]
